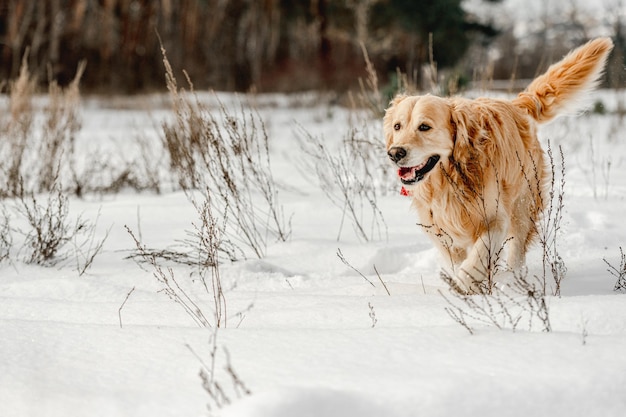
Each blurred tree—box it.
[369,0,499,83]
[2,0,620,94]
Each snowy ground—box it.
[1,89,626,417]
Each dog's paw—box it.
[454,260,490,294]
[454,268,483,294]
[440,267,483,294]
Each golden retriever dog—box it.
[384,38,614,293]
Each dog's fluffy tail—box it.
[513,37,614,123]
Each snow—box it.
[2,88,626,417]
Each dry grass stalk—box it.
[337,248,390,295]
[604,247,626,293]
[541,144,567,296]
[15,181,75,265]
[0,56,88,197]
[189,332,251,412]
[298,125,388,242]
[160,45,290,258]
[39,61,86,193]
[126,225,213,328]
[0,206,12,264]
[12,178,107,271]
[440,268,551,334]
[125,188,232,328]
[73,208,110,276]
[368,301,377,328]
[187,191,229,328]
[1,53,36,197]
[519,142,567,296]
[357,42,385,118]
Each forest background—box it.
[0,0,624,95]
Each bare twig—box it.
[189,332,251,412]
[0,206,12,263]
[118,286,136,329]
[298,125,389,242]
[126,225,213,328]
[337,248,375,288]
[440,268,551,334]
[367,301,377,328]
[74,208,111,276]
[160,45,290,259]
[372,265,391,296]
[604,247,626,293]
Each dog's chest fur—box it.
[412,171,487,247]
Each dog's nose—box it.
[387,147,407,163]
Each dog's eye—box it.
[418,123,431,132]
[393,123,401,131]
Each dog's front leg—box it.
[455,217,508,293]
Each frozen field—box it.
[1,89,626,417]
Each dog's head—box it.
[383,94,459,189]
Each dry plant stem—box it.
[9,175,109,269]
[191,338,231,410]
[358,42,384,118]
[337,248,375,288]
[336,249,391,295]
[298,125,388,242]
[125,188,229,328]
[72,207,111,276]
[581,316,589,346]
[372,265,391,296]
[118,286,136,329]
[75,226,110,276]
[160,44,290,258]
[133,131,164,194]
[516,142,566,296]
[1,53,35,197]
[188,192,228,328]
[0,55,95,197]
[538,144,567,296]
[440,268,551,334]
[585,136,612,201]
[16,182,75,265]
[368,301,377,328]
[0,207,12,263]
[223,347,252,398]
[426,32,439,93]
[39,61,85,193]
[604,247,626,292]
[189,331,251,412]
[126,226,213,328]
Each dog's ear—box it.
[383,94,407,147]
[449,100,477,161]
[387,94,407,108]
[383,94,407,125]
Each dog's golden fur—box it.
[384,38,614,292]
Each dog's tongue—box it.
[398,166,416,181]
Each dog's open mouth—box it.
[398,155,440,185]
